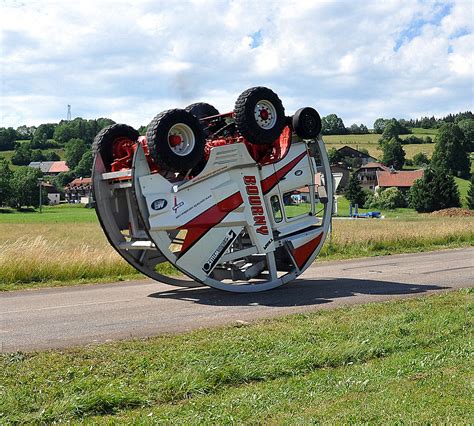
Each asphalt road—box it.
[1,248,473,352]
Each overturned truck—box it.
[92,86,334,292]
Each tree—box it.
[412,152,429,166]
[328,147,343,164]
[74,150,93,177]
[467,174,474,210]
[11,143,32,166]
[53,171,76,189]
[409,167,460,213]
[0,127,17,151]
[31,150,45,162]
[32,123,56,148]
[344,173,366,206]
[381,137,405,169]
[44,151,60,161]
[8,167,45,209]
[16,125,36,140]
[0,159,12,206]
[431,123,470,178]
[457,118,474,151]
[322,114,346,135]
[373,118,388,134]
[65,138,88,169]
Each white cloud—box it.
[0,0,472,129]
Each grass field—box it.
[1,289,471,423]
[0,204,472,290]
[0,148,65,170]
[323,127,438,160]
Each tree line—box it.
[343,120,473,213]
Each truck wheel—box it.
[93,124,139,169]
[185,102,219,119]
[292,107,322,139]
[146,109,205,173]
[234,86,285,145]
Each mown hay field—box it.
[1,215,472,290]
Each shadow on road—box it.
[148,278,448,308]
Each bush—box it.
[412,152,429,166]
[366,187,406,210]
[402,135,424,145]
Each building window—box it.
[282,191,311,219]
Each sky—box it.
[0,0,473,129]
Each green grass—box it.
[0,147,65,170]
[0,204,472,291]
[0,203,96,223]
[323,128,438,160]
[455,176,471,207]
[1,289,471,423]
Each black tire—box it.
[234,86,286,145]
[146,109,205,173]
[185,102,220,119]
[292,107,322,139]
[92,124,139,169]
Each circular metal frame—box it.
[254,99,277,129]
[168,123,195,156]
[134,137,333,293]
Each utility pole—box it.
[38,177,43,213]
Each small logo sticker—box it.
[295,169,303,176]
[151,199,167,211]
[172,196,185,213]
[202,230,237,274]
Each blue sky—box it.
[0,0,472,129]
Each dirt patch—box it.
[431,208,474,217]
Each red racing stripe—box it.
[291,232,323,269]
[178,191,243,256]
[260,151,307,194]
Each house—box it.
[355,162,390,191]
[65,177,92,203]
[41,182,61,205]
[47,161,69,175]
[330,163,350,192]
[336,146,377,166]
[376,169,424,192]
[28,161,70,176]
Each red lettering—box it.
[246,185,259,195]
[243,176,269,237]
[248,195,261,205]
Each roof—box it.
[29,161,54,173]
[376,169,424,188]
[66,177,92,188]
[336,145,376,159]
[48,161,69,173]
[28,161,70,173]
[357,162,390,171]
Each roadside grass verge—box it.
[1,289,471,423]
[1,217,472,291]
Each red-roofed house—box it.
[28,160,70,175]
[355,162,390,191]
[64,177,92,203]
[48,161,69,174]
[376,169,424,191]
